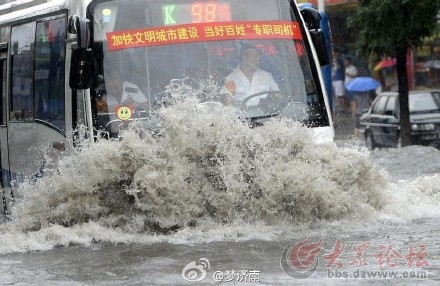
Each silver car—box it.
[360,90,440,149]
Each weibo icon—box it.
[280,237,323,279]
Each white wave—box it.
[3,98,439,253]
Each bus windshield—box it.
[89,0,330,136]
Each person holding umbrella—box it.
[345,77,380,137]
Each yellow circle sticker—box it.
[115,105,134,121]
[102,9,112,16]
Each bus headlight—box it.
[411,123,435,131]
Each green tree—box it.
[349,0,440,146]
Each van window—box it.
[372,95,387,115]
[384,96,395,115]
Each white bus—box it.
[0,0,333,214]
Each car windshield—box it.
[89,0,330,135]
[409,91,440,113]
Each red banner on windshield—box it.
[106,21,302,51]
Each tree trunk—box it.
[396,47,411,147]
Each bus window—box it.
[231,0,280,21]
[89,0,331,134]
[11,22,35,122]
[34,17,66,131]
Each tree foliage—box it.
[349,0,440,147]
[349,0,440,57]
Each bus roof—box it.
[0,0,91,23]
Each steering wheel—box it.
[240,90,288,109]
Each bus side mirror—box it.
[68,15,90,49]
[309,30,329,66]
[300,7,330,67]
[300,7,321,30]
[69,48,93,90]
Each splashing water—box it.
[4,98,387,239]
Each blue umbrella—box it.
[345,77,380,92]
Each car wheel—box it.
[366,130,377,150]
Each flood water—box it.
[0,99,439,285]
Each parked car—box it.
[360,90,440,149]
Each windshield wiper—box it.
[238,112,280,128]
[247,112,280,121]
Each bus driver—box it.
[222,43,279,106]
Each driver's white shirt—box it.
[224,67,279,106]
